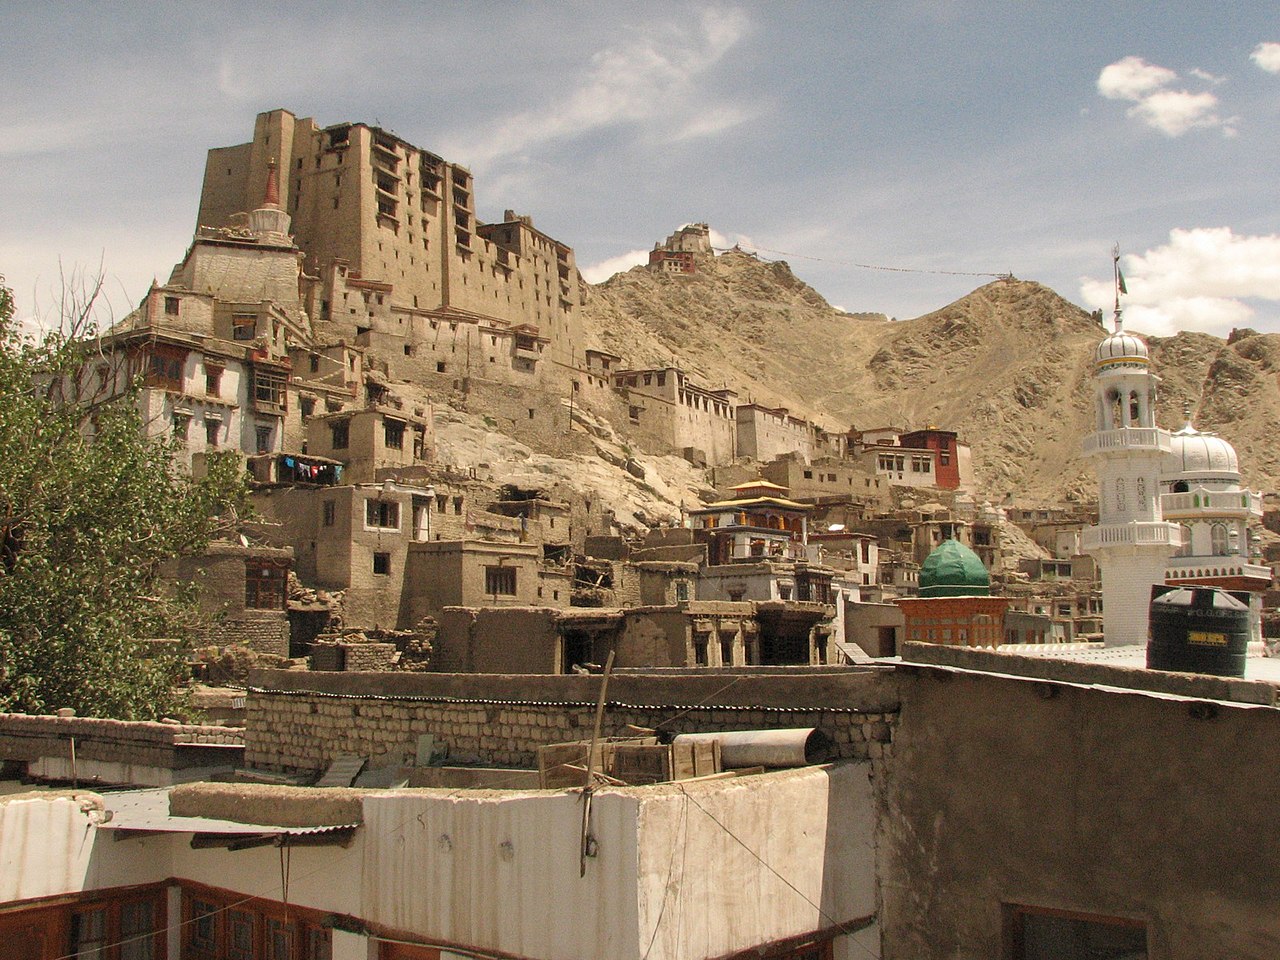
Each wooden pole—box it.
[580,649,615,877]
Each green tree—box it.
[0,275,247,719]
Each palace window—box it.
[253,368,287,409]
[146,346,186,390]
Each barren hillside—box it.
[582,252,1280,500]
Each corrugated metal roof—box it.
[100,788,359,836]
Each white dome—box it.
[1165,423,1239,480]
[1095,328,1149,366]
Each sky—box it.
[2,1,1279,338]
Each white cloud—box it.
[708,228,756,251]
[1251,42,1280,73]
[581,249,649,284]
[1096,56,1233,137]
[1098,56,1177,100]
[1079,227,1280,336]
[445,8,753,168]
[1188,67,1225,85]
[1127,89,1225,137]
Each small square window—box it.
[164,296,180,316]
[373,552,391,575]
[330,419,349,449]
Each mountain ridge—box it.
[580,251,1280,500]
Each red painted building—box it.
[900,429,961,490]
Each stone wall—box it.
[244,667,899,773]
[310,640,398,672]
[207,614,291,657]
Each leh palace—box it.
[5,109,1280,960]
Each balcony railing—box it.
[1082,522,1182,551]
[1161,490,1263,517]
[1082,428,1173,456]
[1167,560,1273,583]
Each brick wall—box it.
[244,667,900,773]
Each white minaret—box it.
[1082,253,1181,647]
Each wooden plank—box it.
[612,744,672,785]
[315,754,366,788]
[539,741,597,789]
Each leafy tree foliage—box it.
[0,276,247,719]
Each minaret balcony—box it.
[1082,522,1182,552]
[1161,490,1263,519]
[1082,427,1173,456]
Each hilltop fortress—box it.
[196,108,584,385]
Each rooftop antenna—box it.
[1111,243,1127,333]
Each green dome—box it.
[919,538,990,597]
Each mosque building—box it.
[895,538,1009,647]
[1161,418,1269,640]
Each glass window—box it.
[71,907,107,959]
[1010,906,1146,959]
[120,899,156,960]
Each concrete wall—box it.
[880,650,1280,959]
[0,760,875,960]
[244,667,900,773]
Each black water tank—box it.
[1147,586,1250,677]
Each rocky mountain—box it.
[581,251,1280,500]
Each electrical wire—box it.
[676,783,881,960]
[41,669,865,959]
[713,242,1009,279]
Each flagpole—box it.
[1112,243,1123,332]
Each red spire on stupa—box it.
[263,159,280,208]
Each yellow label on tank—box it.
[1189,631,1227,646]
